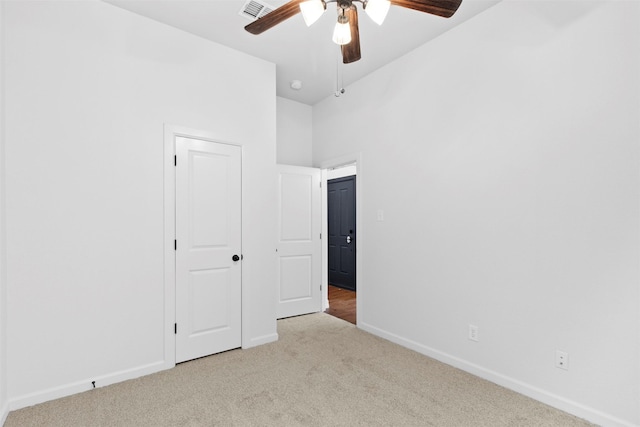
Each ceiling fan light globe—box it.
[300,0,325,26]
[332,21,351,45]
[365,0,390,25]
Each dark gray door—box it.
[328,176,356,291]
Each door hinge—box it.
[174,323,177,334]
[174,155,177,166]
[320,233,322,239]
[174,240,177,250]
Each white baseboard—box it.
[245,332,278,349]
[358,321,637,427]
[8,332,281,413]
[8,360,168,411]
[0,400,9,426]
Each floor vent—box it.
[239,0,275,21]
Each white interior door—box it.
[175,136,242,363]
[277,165,322,319]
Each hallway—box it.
[325,285,356,324]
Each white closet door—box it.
[176,137,241,363]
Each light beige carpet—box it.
[6,313,594,426]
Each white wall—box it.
[313,1,639,426]
[0,0,8,423]
[276,96,313,167]
[4,0,277,408]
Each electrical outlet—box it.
[468,324,479,342]
[555,350,569,370]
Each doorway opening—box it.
[325,284,356,324]
[323,163,357,324]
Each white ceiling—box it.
[104,0,500,105]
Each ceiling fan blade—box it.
[341,6,361,64]
[245,0,304,35]
[390,0,462,18]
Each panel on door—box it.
[277,165,321,319]
[328,176,356,291]
[176,136,242,363]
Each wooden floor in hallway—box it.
[325,285,356,324]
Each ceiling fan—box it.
[244,0,463,64]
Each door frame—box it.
[320,153,363,324]
[163,124,244,369]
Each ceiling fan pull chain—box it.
[335,58,345,97]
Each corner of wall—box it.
[0,0,8,423]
